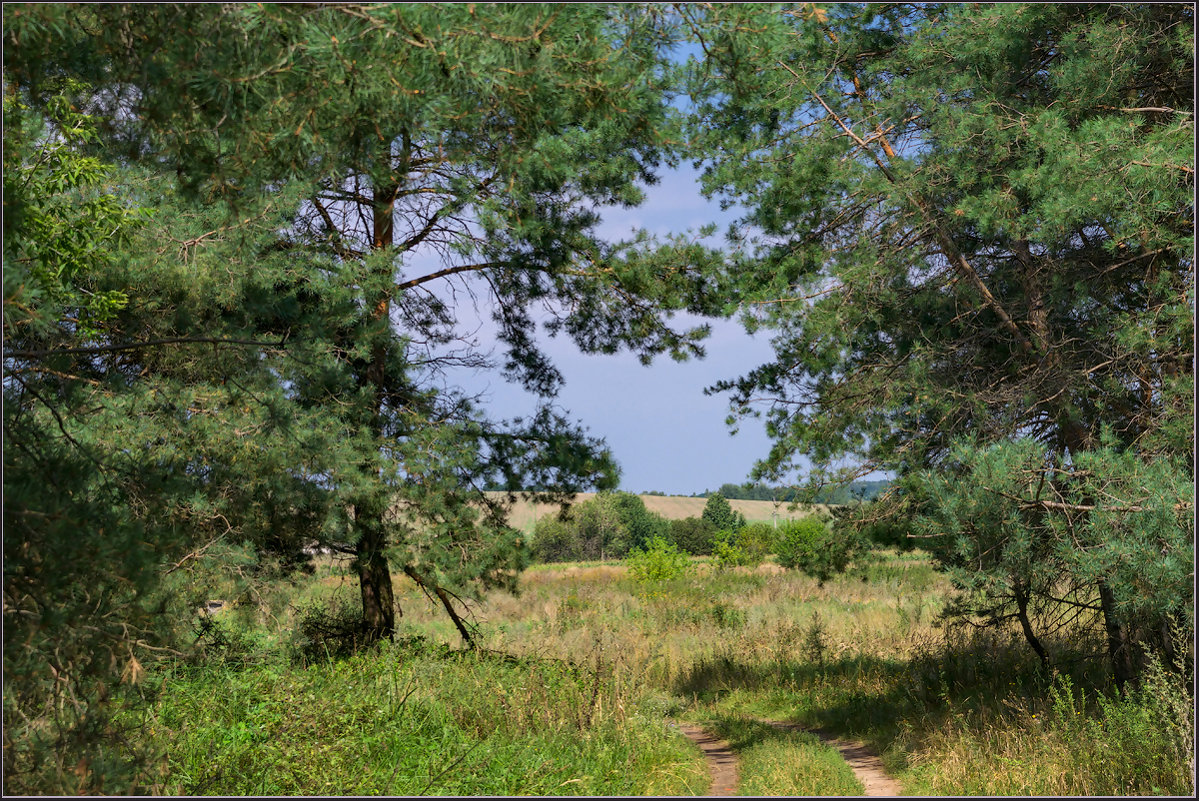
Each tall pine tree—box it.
[684,2,1193,684]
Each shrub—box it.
[737,522,778,562]
[289,597,372,663]
[626,536,691,582]
[712,530,752,570]
[668,516,718,555]
[775,516,852,582]
[711,523,776,570]
[531,516,581,564]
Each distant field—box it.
[485,492,830,533]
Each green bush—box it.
[290,597,372,663]
[626,536,691,582]
[738,522,778,561]
[711,523,776,570]
[531,516,581,564]
[775,516,851,582]
[668,516,718,555]
[712,530,751,570]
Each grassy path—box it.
[679,717,902,796]
[761,719,902,796]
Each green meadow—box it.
[113,550,1193,796]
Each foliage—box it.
[776,517,828,572]
[610,491,670,553]
[2,86,175,796]
[685,2,1194,682]
[709,480,891,504]
[289,597,374,664]
[3,82,138,339]
[530,492,664,564]
[531,515,583,564]
[568,493,631,560]
[712,522,777,570]
[777,514,873,585]
[711,531,752,570]
[667,516,719,556]
[700,492,746,532]
[738,522,780,561]
[626,536,692,582]
[916,437,1194,678]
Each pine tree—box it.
[5,3,726,644]
[3,5,721,790]
[701,492,744,532]
[685,3,1193,683]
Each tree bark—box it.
[1012,579,1050,671]
[1097,579,1135,690]
[352,177,402,644]
[356,517,396,642]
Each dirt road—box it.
[678,718,902,797]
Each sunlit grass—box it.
[703,715,865,797]
[138,549,1193,796]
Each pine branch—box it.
[777,59,1036,356]
[5,335,288,359]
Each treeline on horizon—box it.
[485,479,891,504]
[686,480,891,504]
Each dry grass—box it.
[290,552,1193,797]
[485,491,829,532]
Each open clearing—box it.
[486,491,830,532]
[128,550,1192,796]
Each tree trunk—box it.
[1013,579,1050,671]
[1097,579,1135,690]
[356,517,396,642]
[353,176,401,643]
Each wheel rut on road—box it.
[677,723,739,796]
[677,717,902,797]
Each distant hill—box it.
[485,492,829,533]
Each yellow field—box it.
[485,492,830,532]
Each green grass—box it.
[124,549,1192,796]
[703,715,864,796]
[133,638,707,796]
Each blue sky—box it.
[441,164,794,496]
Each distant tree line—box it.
[493,480,891,504]
[689,481,892,504]
[531,491,743,563]
[532,490,863,584]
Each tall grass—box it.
[130,549,1191,796]
[391,551,1193,796]
[131,637,706,796]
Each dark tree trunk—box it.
[1013,579,1050,671]
[352,178,401,643]
[1097,579,1135,690]
[356,518,396,642]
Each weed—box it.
[804,610,829,669]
